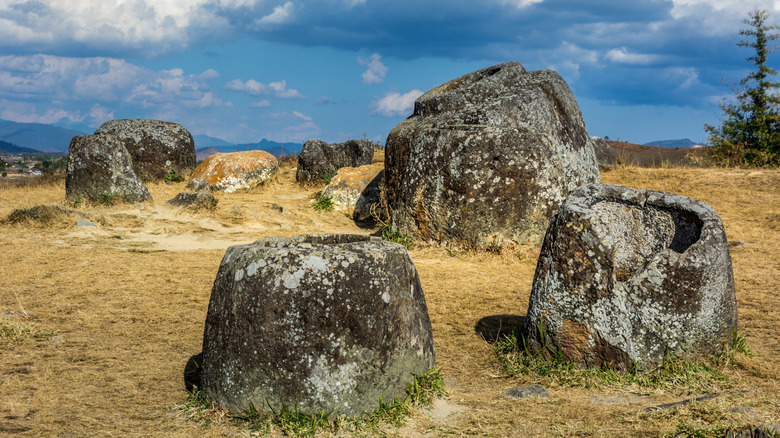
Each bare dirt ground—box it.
[0,160,778,437]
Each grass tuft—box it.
[380,226,415,249]
[494,328,750,394]
[312,192,334,212]
[180,368,445,436]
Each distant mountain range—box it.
[644,138,701,148]
[0,119,303,157]
[0,119,87,153]
[195,139,303,160]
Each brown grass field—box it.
[0,157,778,437]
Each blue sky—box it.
[0,0,777,145]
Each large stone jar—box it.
[200,234,435,416]
[524,183,738,370]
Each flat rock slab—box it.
[504,384,550,399]
[201,234,435,416]
[188,150,278,193]
[524,183,737,370]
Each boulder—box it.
[321,164,385,222]
[524,183,737,370]
[94,119,196,181]
[65,134,152,203]
[200,234,435,416]
[187,150,278,193]
[167,191,218,211]
[590,136,616,168]
[296,139,374,182]
[384,62,600,247]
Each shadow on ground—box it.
[184,352,203,392]
[474,314,526,343]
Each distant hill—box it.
[644,138,699,148]
[0,119,86,153]
[193,134,232,148]
[0,139,41,154]
[196,138,303,160]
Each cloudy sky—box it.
[1,0,778,145]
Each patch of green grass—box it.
[380,226,415,250]
[180,368,446,436]
[494,328,750,393]
[0,321,58,344]
[318,168,337,185]
[164,168,185,184]
[312,192,334,212]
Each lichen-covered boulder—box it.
[187,150,278,193]
[321,164,384,222]
[94,119,196,181]
[296,139,374,182]
[590,136,616,168]
[200,234,435,416]
[65,134,152,202]
[524,183,737,370]
[384,62,600,247]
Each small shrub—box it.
[380,226,414,249]
[312,193,334,212]
[164,168,185,184]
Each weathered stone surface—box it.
[66,134,152,203]
[524,183,737,370]
[590,136,616,168]
[384,62,600,247]
[201,234,435,416]
[95,119,196,181]
[167,191,218,211]
[504,384,550,399]
[321,163,384,222]
[296,139,374,182]
[187,150,278,193]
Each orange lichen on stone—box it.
[188,150,279,193]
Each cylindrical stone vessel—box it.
[524,183,737,371]
[200,234,435,416]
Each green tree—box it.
[705,9,780,166]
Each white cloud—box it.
[88,103,114,124]
[292,110,312,121]
[605,48,663,65]
[256,2,295,26]
[372,89,423,116]
[496,0,544,8]
[358,53,388,85]
[251,99,271,107]
[226,78,303,98]
[0,99,85,124]
[670,0,780,35]
[0,55,223,110]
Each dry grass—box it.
[0,165,778,437]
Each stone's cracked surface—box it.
[95,119,196,181]
[384,62,600,247]
[296,139,374,183]
[524,183,737,370]
[201,234,435,416]
[65,134,152,202]
[187,150,279,193]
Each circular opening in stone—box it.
[297,234,374,245]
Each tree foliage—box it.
[705,9,780,166]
